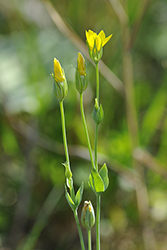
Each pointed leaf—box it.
[75,182,84,208]
[88,168,105,194]
[99,163,109,190]
[65,186,76,211]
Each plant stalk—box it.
[94,63,100,170]
[74,210,86,250]
[59,101,70,169]
[96,195,101,250]
[96,63,100,102]
[80,93,95,169]
[95,63,101,250]
[88,229,92,250]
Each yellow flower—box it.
[86,30,112,52]
[77,52,86,76]
[54,58,65,82]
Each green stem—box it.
[94,124,98,170]
[96,195,101,250]
[60,101,75,203]
[95,63,101,250]
[59,101,70,169]
[96,63,99,102]
[88,229,92,250]
[95,62,100,171]
[74,210,86,250]
[80,93,95,169]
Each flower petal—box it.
[54,58,65,82]
[86,30,97,50]
[98,30,106,43]
[96,36,102,52]
[77,52,86,76]
[102,34,112,47]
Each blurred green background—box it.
[1,0,167,249]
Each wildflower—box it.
[81,201,95,229]
[52,58,68,101]
[86,29,112,63]
[75,52,88,94]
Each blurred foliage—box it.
[0,0,167,249]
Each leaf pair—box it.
[65,182,84,211]
[88,163,109,195]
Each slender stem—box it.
[60,101,75,213]
[59,101,70,168]
[96,195,101,250]
[88,229,92,250]
[94,63,100,171]
[95,62,101,250]
[60,101,85,249]
[74,210,86,250]
[94,124,98,170]
[96,63,99,102]
[80,93,95,169]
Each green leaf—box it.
[99,163,109,190]
[75,182,84,208]
[65,186,76,211]
[88,168,105,194]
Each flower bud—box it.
[81,201,95,230]
[62,161,72,180]
[92,98,104,124]
[75,52,88,94]
[77,52,86,76]
[52,58,68,101]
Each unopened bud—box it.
[52,58,68,101]
[75,52,88,94]
[81,201,95,229]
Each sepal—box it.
[53,77,68,102]
[75,69,88,94]
[92,98,104,125]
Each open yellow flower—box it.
[54,58,65,82]
[86,30,112,52]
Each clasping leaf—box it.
[88,163,109,195]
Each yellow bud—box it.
[54,58,65,82]
[77,52,86,76]
[52,58,68,101]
